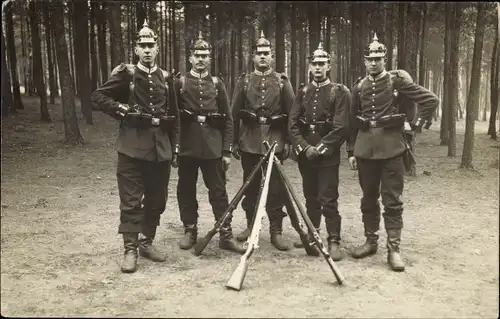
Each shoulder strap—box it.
[274,72,284,91]
[179,75,186,94]
[212,76,219,96]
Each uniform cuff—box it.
[174,144,180,154]
[316,142,328,155]
[347,151,354,158]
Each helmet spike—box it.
[373,33,379,42]
[260,30,265,39]
[143,19,148,28]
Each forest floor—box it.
[1,96,499,318]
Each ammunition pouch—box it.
[181,109,226,130]
[124,112,176,132]
[240,109,287,129]
[356,113,406,132]
[297,117,333,137]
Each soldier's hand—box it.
[116,103,131,119]
[171,154,179,168]
[304,146,320,160]
[278,143,291,161]
[348,156,357,170]
[404,121,412,132]
[222,156,231,171]
[231,144,241,160]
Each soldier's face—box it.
[364,57,386,75]
[309,61,330,81]
[253,51,273,69]
[189,53,211,72]
[135,43,158,66]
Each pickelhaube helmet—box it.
[190,31,212,54]
[137,19,157,44]
[364,33,387,58]
[254,30,272,53]
[309,42,330,63]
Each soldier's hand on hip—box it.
[222,156,231,171]
[171,154,179,168]
[304,146,320,160]
[348,156,357,170]
[231,145,241,160]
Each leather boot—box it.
[294,229,320,256]
[121,232,138,273]
[351,229,379,259]
[386,229,405,272]
[270,216,291,251]
[178,225,197,250]
[326,222,343,261]
[219,226,246,254]
[139,225,166,262]
[236,218,252,242]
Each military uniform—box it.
[176,33,244,254]
[231,31,295,250]
[288,42,351,260]
[91,20,180,273]
[347,34,439,271]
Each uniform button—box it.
[372,105,375,108]
[150,88,153,91]
[200,104,203,107]
[372,93,375,96]
[149,103,153,106]
[200,97,202,100]
[262,89,265,92]
[316,89,319,91]
[261,103,265,106]
[200,91,203,95]
[314,100,317,103]
[372,116,375,119]
[149,81,153,84]
[148,75,152,78]
[372,82,375,85]
[150,95,153,98]
[372,99,375,102]
[262,96,265,99]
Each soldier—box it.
[91,20,180,273]
[288,42,351,261]
[176,32,245,254]
[347,34,439,271]
[231,31,295,251]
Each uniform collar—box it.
[254,68,273,76]
[367,70,388,81]
[137,62,157,74]
[312,78,331,88]
[190,69,209,78]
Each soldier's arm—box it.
[287,86,309,154]
[91,64,130,118]
[317,85,351,155]
[217,79,234,156]
[231,75,245,146]
[396,78,439,125]
[167,73,180,154]
[281,75,295,144]
[346,84,360,158]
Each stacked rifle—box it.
[193,141,345,291]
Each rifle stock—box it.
[263,141,345,285]
[193,143,277,256]
[225,142,277,291]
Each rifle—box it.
[263,141,345,285]
[276,163,319,257]
[193,141,277,256]
[225,142,277,291]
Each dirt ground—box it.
[1,96,499,318]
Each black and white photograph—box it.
[1,0,499,317]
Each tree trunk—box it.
[418,3,428,86]
[52,0,84,145]
[90,2,99,89]
[5,1,24,111]
[229,7,237,95]
[1,29,12,118]
[290,4,297,90]
[308,1,321,53]
[171,1,179,72]
[275,1,285,73]
[405,3,419,78]
[97,3,108,82]
[461,3,486,169]
[440,3,452,145]
[448,3,461,157]
[237,9,244,75]
[386,2,394,70]
[298,19,306,86]
[488,12,499,139]
[42,5,56,104]
[109,3,123,68]
[396,3,406,69]
[28,1,51,122]
[67,4,76,94]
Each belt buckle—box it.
[258,116,267,124]
[151,117,160,126]
[369,120,377,128]
[309,124,316,130]
[197,115,206,123]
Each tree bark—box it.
[90,2,99,90]
[488,12,499,139]
[275,1,285,73]
[291,3,297,90]
[109,3,123,68]
[298,19,306,86]
[440,3,452,145]
[386,2,394,70]
[28,1,51,122]
[97,4,108,82]
[1,29,12,118]
[461,2,486,169]
[448,3,461,157]
[51,0,84,145]
[308,1,321,53]
[418,3,428,86]
[43,5,57,104]
[396,3,406,69]
[5,1,24,111]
